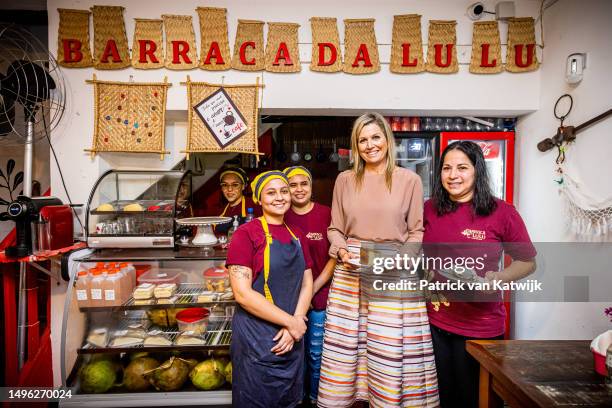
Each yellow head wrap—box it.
[251,171,289,204]
[282,166,312,181]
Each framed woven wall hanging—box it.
[183,77,263,159]
[85,75,171,159]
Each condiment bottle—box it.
[89,269,105,307]
[227,215,239,242]
[104,269,122,307]
[75,270,90,308]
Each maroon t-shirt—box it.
[423,199,536,338]
[218,196,262,218]
[226,218,313,283]
[284,203,332,310]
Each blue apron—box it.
[231,217,305,408]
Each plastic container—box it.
[134,264,152,281]
[137,269,181,286]
[103,270,122,306]
[89,269,105,307]
[203,266,229,293]
[75,270,90,308]
[176,308,210,335]
[591,330,612,376]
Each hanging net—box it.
[558,165,612,240]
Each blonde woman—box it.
[317,113,439,407]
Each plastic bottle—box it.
[227,215,239,242]
[75,270,90,308]
[121,262,136,293]
[104,269,122,307]
[245,208,254,223]
[89,269,105,307]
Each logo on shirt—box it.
[306,232,324,241]
[461,229,486,241]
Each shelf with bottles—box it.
[79,282,235,312]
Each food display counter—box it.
[59,248,233,407]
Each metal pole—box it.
[17,261,27,369]
[23,117,34,197]
[17,115,35,369]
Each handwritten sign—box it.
[193,88,248,148]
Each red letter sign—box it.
[273,42,293,66]
[203,42,225,65]
[138,40,159,64]
[351,44,373,68]
[171,41,192,64]
[514,44,535,68]
[434,44,453,68]
[62,39,83,63]
[401,43,418,67]
[239,41,256,65]
[318,43,337,66]
[100,39,122,63]
[480,43,497,67]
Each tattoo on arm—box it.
[229,265,252,280]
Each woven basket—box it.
[265,22,301,73]
[57,9,93,68]
[309,17,342,72]
[163,14,198,70]
[91,6,131,69]
[184,77,262,156]
[390,14,424,74]
[231,20,265,71]
[469,21,502,74]
[343,19,380,74]
[86,75,171,159]
[425,20,458,74]
[506,17,539,72]
[197,7,231,71]
[132,19,164,69]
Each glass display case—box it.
[60,248,233,407]
[86,170,192,248]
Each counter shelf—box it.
[78,318,233,354]
[80,282,235,311]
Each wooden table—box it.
[466,340,611,408]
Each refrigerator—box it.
[394,132,439,200]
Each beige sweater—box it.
[327,167,424,257]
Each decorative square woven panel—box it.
[425,20,458,74]
[183,77,263,158]
[132,19,164,69]
[91,5,130,70]
[265,22,301,73]
[506,17,539,72]
[390,14,424,74]
[309,17,342,73]
[163,14,198,70]
[85,75,171,159]
[470,21,502,74]
[343,19,380,74]
[197,7,231,71]
[57,8,93,68]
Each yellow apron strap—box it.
[220,202,230,217]
[220,196,246,217]
[259,217,275,304]
[284,223,298,241]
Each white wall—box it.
[47,0,543,208]
[513,0,612,339]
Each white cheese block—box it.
[133,283,155,300]
[110,336,144,347]
[154,283,177,299]
[86,328,109,348]
[175,334,205,345]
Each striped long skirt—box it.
[317,257,439,407]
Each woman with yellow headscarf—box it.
[227,170,314,408]
[216,166,261,235]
